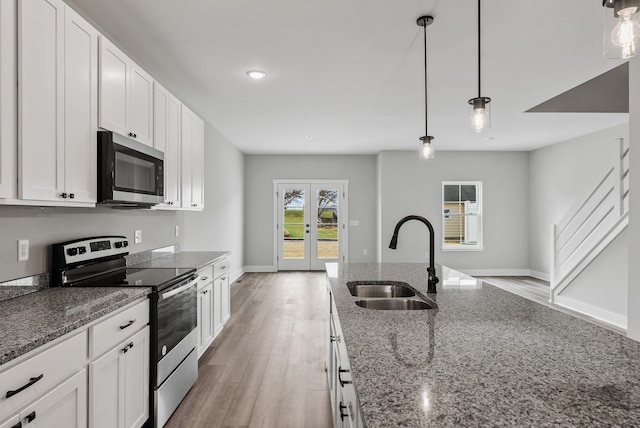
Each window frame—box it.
[441,181,483,251]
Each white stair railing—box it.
[550,138,629,301]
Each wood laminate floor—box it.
[165,272,332,428]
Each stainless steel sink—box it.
[354,299,435,310]
[346,281,416,298]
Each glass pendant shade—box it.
[603,0,640,59]
[468,97,491,133]
[419,136,435,159]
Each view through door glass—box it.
[277,182,344,271]
[315,188,339,260]
[283,188,307,260]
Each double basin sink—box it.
[347,281,436,311]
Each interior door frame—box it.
[273,179,349,271]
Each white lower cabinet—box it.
[0,330,87,428]
[88,300,150,428]
[327,282,362,428]
[17,369,87,428]
[196,274,214,358]
[196,257,232,359]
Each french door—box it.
[275,181,347,270]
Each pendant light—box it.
[468,0,491,133]
[417,16,435,160]
[603,0,640,59]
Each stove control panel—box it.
[54,236,129,266]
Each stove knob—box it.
[114,241,123,249]
[78,247,87,254]
[122,241,128,248]
[66,248,78,256]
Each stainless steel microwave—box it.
[98,131,164,207]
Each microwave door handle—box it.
[160,276,199,300]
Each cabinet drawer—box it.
[197,266,213,291]
[90,299,149,359]
[0,330,87,418]
[213,258,230,279]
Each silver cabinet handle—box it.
[161,276,199,300]
[201,277,208,281]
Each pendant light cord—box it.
[423,21,428,137]
[477,0,481,98]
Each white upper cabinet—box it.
[180,104,204,210]
[153,82,181,208]
[0,0,17,199]
[99,37,153,146]
[18,0,97,204]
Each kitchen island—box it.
[326,263,640,427]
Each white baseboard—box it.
[230,268,245,284]
[554,294,627,330]
[528,270,550,282]
[243,265,277,273]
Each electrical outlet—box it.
[363,249,368,255]
[18,240,29,261]
[175,226,179,237]
[134,230,142,244]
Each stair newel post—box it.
[550,223,557,304]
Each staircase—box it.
[550,138,629,309]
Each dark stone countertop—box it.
[131,251,230,271]
[0,287,150,367]
[326,262,640,427]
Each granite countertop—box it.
[0,287,150,367]
[131,251,230,271]
[326,263,640,427]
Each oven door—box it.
[156,275,198,385]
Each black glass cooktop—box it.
[77,267,196,290]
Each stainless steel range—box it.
[51,236,199,427]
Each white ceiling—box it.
[70,0,629,154]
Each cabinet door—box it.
[123,327,149,428]
[190,114,204,209]
[63,6,97,203]
[0,415,20,428]
[221,274,230,325]
[0,0,17,199]
[21,369,87,428]
[180,105,193,208]
[99,37,129,136]
[197,282,213,358]
[129,64,153,146]
[89,342,122,428]
[213,278,222,337]
[153,83,181,207]
[18,0,65,201]
[166,94,182,207]
[89,326,149,428]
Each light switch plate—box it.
[134,230,142,244]
[175,226,179,237]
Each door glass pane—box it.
[316,189,339,259]
[283,189,305,259]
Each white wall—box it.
[628,56,640,341]
[180,123,244,281]
[378,150,530,273]
[243,154,377,270]
[528,124,628,278]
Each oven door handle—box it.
[160,276,199,300]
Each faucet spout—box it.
[388,215,439,293]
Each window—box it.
[442,181,482,251]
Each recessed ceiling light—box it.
[304,135,314,140]
[246,70,267,80]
